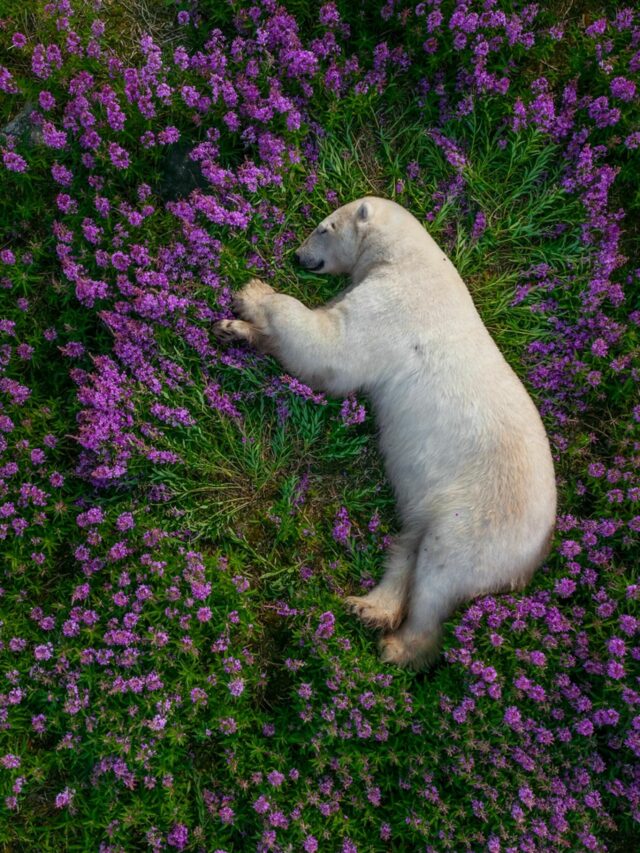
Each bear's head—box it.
[294,197,378,275]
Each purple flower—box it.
[608,637,626,657]
[31,714,46,733]
[619,614,637,636]
[228,678,245,697]
[108,143,130,170]
[218,717,237,735]
[504,706,522,729]
[319,4,340,27]
[267,770,285,787]
[606,660,625,679]
[38,91,55,110]
[147,715,167,732]
[190,687,207,704]
[471,211,487,240]
[219,805,235,824]
[315,611,335,640]
[429,129,468,169]
[340,395,366,426]
[54,788,74,808]
[610,76,636,102]
[575,719,594,736]
[332,506,351,545]
[2,152,28,173]
[197,606,212,623]
[482,666,498,682]
[42,122,67,149]
[587,96,620,129]
[298,683,312,700]
[585,19,607,37]
[115,512,134,531]
[167,824,188,850]
[0,66,18,96]
[558,539,582,557]
[158,126,181,145]
[56,193,77,214]
[204,383,242,419]
[625,132,640,150]
[76,507,104,527]
[34,643,53,661]
[555,577,576,598]
[253,795,270,814]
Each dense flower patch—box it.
[0,1,639,850]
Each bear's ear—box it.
[356,200,372,225]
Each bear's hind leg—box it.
[346,529,419,632]
[379,533,471,668]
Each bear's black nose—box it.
[293,251,301,265]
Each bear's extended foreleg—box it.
[214,278,363,396]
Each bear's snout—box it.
[295,246,325,272]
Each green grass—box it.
[1,1,639,849]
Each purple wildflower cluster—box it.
[0,1,639,850]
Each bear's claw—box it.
[232,278,275,320]
[378,631,440,669]
[345,595,404,632]
[213,319,241,342]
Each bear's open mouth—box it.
[307,259,324,271]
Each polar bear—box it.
[214,197,557,667]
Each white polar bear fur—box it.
[214,197,557,668]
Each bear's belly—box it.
[370,362,553,532]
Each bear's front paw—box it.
[213,319,260,346]
[232,278,275,323]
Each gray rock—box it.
[0,102,43,147]
[157,139,210,201]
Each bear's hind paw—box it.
[345,595,404,632]
[378,631,440,669]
